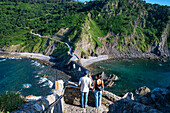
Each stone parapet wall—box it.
[12,94,59,113]
[64,85,122,107]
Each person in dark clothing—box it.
[92,74,104,107]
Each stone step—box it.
[64,103,109,113]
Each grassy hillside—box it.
[0,0,169,56]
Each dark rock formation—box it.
[109,99,161,113]
[109,85,170,113]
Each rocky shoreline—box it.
[109,85,170,113]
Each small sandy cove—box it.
[80,55,109,67]
[0,51,55,62]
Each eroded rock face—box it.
[75,22,169,59]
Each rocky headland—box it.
[109,85,170,113]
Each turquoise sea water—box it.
[88,59,170,95]
[0,57,57,96]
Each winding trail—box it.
[30,29,79,60]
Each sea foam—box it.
[22,83,32,89]
[38,77,48,84]
[34,75,39,78]
[8,57,22,60]
[0,59,6,62]
[31,60,41,67]
[41,80,53,88]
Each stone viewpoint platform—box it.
[12,80,170,113]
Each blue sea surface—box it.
[89,59,170,95]
[0,57,57,96]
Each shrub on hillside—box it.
[0,92,26,112]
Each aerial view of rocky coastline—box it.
[0,0,169,112]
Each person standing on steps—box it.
[78,70,92,108]
[92,74,104,107]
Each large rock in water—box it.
[104,74,119,87]
[108,74,119,81]
[136,86,151,95]
[96,72,119,87]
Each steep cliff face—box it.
[74,21,170,59]
[73,0,170,59]
[148,24,170,57]
[74,18,96,58]
[157,24,170,56]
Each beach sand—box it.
[80,55,109,67]
[0,51,55,65]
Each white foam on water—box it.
[35,75,39,78]
[8,57,22,60]
[31,61,41,67]
[31,60,35,63]
[0,57,22,60]
[40,80,53,88]
[41,82,49,87]
[0,59,6,62]
[48,80,53,88]
[41,65,45,68]
[0,56,7,58]
[159,64,162,66]
[38,77,48,84]
[37,70,43,75]
[26,96,41,101]
[22,83,32,89]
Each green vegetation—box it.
[0,1,87,53]
[0,92,25,112]
[91,0,169,51]
[0,0,169,55]
[52,41,69,59]
[88,18,106,47]
[168,36,170,49]
[106,36,116,43]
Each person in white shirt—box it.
[78,70,92,108]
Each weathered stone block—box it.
[33,103,43,112]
